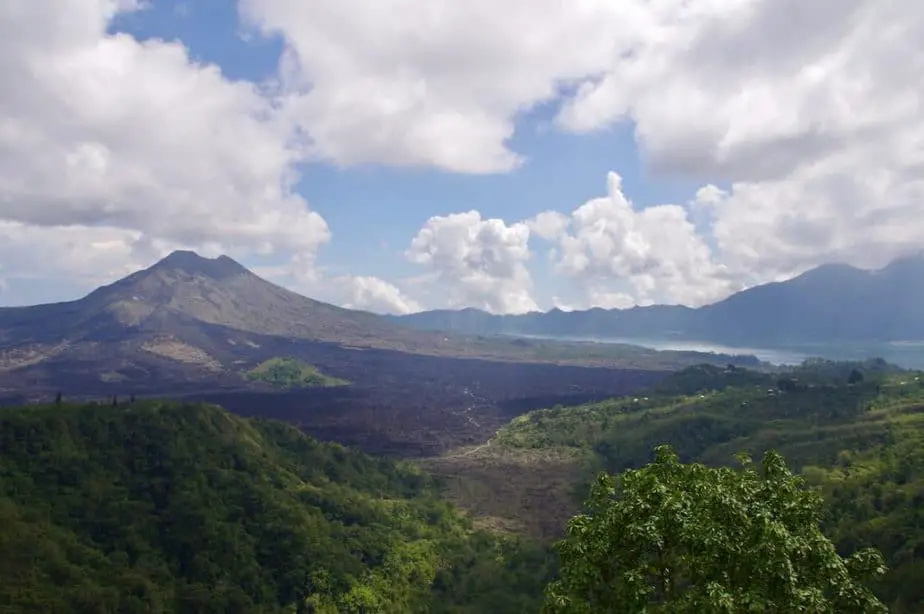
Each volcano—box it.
[0,251,442,394]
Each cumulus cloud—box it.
[0,220,264,304]
[5,0,924,312]
[251,263,421,315]
[0,222,148,305]
[552,0,924,284]
[342,276,422,315]
[555,0,915,178]
[0,222,145,283]
[527,211,570,242]
[406,211,537,314]
[240,0,924,301]
[0,0,329,300]
[529,172,738,307]
[239,0,633,173]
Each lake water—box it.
[523,334,924,369]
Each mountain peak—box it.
[151,250,248,281]
[78,250,253,321]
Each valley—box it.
[3,250,923,612]
[4,356,921,611]
[0,251,748,459]
[181,351,665,458]
[5,3,924,609]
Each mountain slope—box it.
[0,250,432,349]
[0,251,468,393]
[698,258,924,343]
[391,254,924,345]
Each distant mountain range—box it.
[389,254,924,346]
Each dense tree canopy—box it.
[2,361,922,612]
[545,446,887,613]
[0,401,551,613]
[490,363,924,611]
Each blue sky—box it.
[1,0,919,313]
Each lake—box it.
[521,334,924,369]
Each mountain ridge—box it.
[389,253,924,345]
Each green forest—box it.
[492,360,924,612]
[2,359,924,612]
[0,401,552,613]
[547,445,889,613]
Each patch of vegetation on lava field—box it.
[245,357,349,388]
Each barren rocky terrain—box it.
[181,347,666,457]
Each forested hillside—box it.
[484,361,924,612]
[4,362,924,612]
[0,401,553,613]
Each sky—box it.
[1,0,923,314]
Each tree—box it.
[848,369,865,385]
[544,445,887,613]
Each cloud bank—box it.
[2,0,922,313]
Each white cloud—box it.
[342,275,422,315]
[554,0,924,282]
[530,172,738,307]
[240,0,924,303]
[4,0,924,313]
[0,222,142,284]
[702,149,924,280]
[249,263,421,315]
[585,289,637,311]
[239,0,637,173]
[0,0,329,296]
[0,222,156,304]
[551,289,635,312]
[527,211,570,241]
[555,0,916,178]
[0,220,252,304]
[406,211,537,314]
